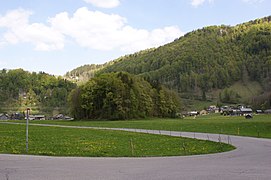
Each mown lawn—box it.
[0,123,234,157]
[27,114,271,138]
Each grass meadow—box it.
[29,114,271,138]
[0,123,234,157]
[1,114,270,157]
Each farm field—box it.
[0,123,234,157]
[25,114,271,138]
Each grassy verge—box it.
[0,123,234,157]
[23,114,271,138]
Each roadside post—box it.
[26,108,30,153]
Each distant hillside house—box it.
[26,115,45,120]
[34,115,46,120]
[200,110,208,115]
[52,114,74,120]
[0,113,9,120]
[207,105,219,113]
[188,111,199,116]
[240,108,253,116]
[256,110,264,114]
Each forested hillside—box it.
[67,16,271,109]
[65,64,106,84]
[0,69,76,115]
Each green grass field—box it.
[27,114,271,138]
[2,114,270,157]
[0,123,234,157]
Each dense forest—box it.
[66,16,271,109]
[69,72,180,120]
[0,69,76,116]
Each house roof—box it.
[240,108,253,112]
[34,115,45,118]
[0,113,9,117]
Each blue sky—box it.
[0,0,270,75]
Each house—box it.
[26,115,35,120]
[229,108,241,116]
[221,106,230,115]
[256,110,264,114]
[11,112,24,120]
[53,114,65,120]
[264,109,271,114]
[214,108,220,113]
[64,116,74,120]
[25,115,46,120]
[240,108,253,116]
[52,114,74,120]
[0,113,9,120]
[34,115,46,120]
[200,110,208,115]
[207,105,219,113]
[188,111,199,116]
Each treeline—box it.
[69,72,181,120]
[0,69,76,114]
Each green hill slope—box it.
[66,16,271,109]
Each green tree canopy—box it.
[69,72,181,120]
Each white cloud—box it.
[83,0,120,8]
[191,0,264,7]
[0,7,183,53]
[191,0,205,7]
[0,9,65,51]
[190,0,214,7]
[242,0,265,3]
[50,7,183,53]
[119,26,183,52]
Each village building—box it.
[52,114,74,120]
[240,108,253,116]
[25,115,46,120]
[200,110,208,115]
[0,113,9,120]
[187,111,199,116]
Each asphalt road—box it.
[0,123,271,180]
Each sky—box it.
[0,0,270,75]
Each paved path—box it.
[0,123,271,180]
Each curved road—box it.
[0,123,271,180]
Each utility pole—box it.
[26,108,30,153]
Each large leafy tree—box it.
[69,72,181,120]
